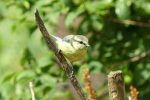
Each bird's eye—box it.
[79,41,83,44]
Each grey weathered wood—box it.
[108,70,126,100]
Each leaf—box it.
[115,0,130,19]
[92,19,103,31]
[89,61,103,73]
[124,74,132,84]
[2,72,18,83]
[141,70,150,80]
[20,48,36,66]
[85,1,113,15]
[134,0,150,15]
[39,74,57,87]
[16,70,35,82]
[65,9,83,27]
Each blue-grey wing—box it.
[49,34,63,47]
[63,35,74,42]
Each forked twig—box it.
[35,10,87,100]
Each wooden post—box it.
[108,70,126,100]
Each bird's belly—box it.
[57,42,87,62]
[63,49,87,62]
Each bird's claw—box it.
[56,49,61,55]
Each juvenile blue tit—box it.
[51,34,90,62]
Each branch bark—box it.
[108,70,126,100]
[35,10,87,100]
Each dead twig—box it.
[108,50,150,68]
[107,17,150,28]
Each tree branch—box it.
[107,17,150,28]
[35,9,87,100]
[108,50,150,68]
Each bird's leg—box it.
[66,60,74,78]
[55,49,65,70]
[56,49,65,62]
[56,49,61,55]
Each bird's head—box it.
[71,35,90,50]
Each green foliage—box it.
[0,0,150,99]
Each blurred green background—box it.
[0,0,150,100]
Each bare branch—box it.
[108,50,150,68]
[107,17,150,28]
[35,10,87,100]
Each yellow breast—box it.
[63,49,87,62]
[57,41,87,62]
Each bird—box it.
[50,34,90,62]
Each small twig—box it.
[107,17,150,28]
[108,50,150,68]
[108,70,126,100]
[29,81,36,100]
[130,50,150,62]
[35,9,87,100]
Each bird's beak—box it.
[86,44,90,48]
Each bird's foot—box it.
[56,49,62,55]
